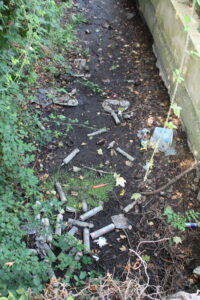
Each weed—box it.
[163,207,200,231]
[44,170,115,208]
[80,80,104,93]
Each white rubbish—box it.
[82,200,88,212]
[63,148,80,165]
[87,128,108,137]
[90,223,115,239]
[123,201,138,213]
[94,236,108,248]
[111,214,132,229]
[28,249,38,255]
[150,127,173,152]
[67,218,94,228]
[193,266,200,276]
[79,206,103,221]
[102,99,130,113]
[107,141,116,149]
[83,228,90,253]
[53,94,78,106]
[137,128,150,149]
[111,110,121,124]
[116,147,135,161]
[165,291,200,300]
[55,214,63,235]
[41,218,52,242]
[68,226,78,236]
[66,206,77,213]
[73,166,81,172]
[74,58,87,70]
[56,182,67,202]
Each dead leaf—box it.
[70,191,78,197]
[114,173,126,187]
[97,148,103,155]
[120,235,126,239]
[146,116,154,127]
[5,262,15,267]
[125,160,133,167]
[119,245,127,252]
[110,149,117,156]
[120,189,125,196]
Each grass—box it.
[44,170,115,209]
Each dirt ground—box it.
[32,0,200,295]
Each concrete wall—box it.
[137,0,200,159]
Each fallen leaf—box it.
[110,149,117,156]
[131,193,141,200]
[114,173,126,187]
[146,116,154,127]
[97,148,103,155]
[173,236,182,245]
[70,191,78,197]
[120,235,126,239]
[119,245,127,252]
[125,160,133,167]
[5,262,15,267]
[120,189,125,196]
[94,237,108,248]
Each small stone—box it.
[126,12,136,20]
[193,266,200,276]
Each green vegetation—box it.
[80,80,104,93]
[163,207,200,231]
[0,0,95,296]
[44,170,115,209]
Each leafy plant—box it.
[163,207,200,231]
[80,80,104,93]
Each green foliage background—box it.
[0,0,79,295]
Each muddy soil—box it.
[33,0,200,295]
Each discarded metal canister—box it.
[185,223,199,228]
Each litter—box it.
[123,201,138,213]
[79,205,103,221]
[63,148,80,165]
[67,218,94,229]
[185,222,200,228]
[116,147,135,161]
[53,95,78,106]
[92,184,107,189]
[94,237,108,247]
[137,128,150,150]
[74,58,87,70]
[111,214,132,229]
[150,127,173,152]
[56,182,67,202]
[90,223,115,239]
[55,214,63,235]
[107,141,116,149]
[87,128,108,137]
[41,218,52,242]
[83,228,90,253]
[82,200,88,212]
[68,226,78,236]
[102,99,130,124]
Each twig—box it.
[141,161,200,195]
[122,229,133,249]
[129,248,149,297]
[80,164,114,174]
[136,237,170,252]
